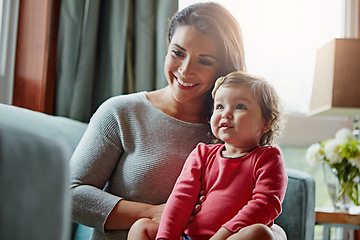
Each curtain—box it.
[55,0,178,122]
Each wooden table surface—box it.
[316,210,360,225]
[315,208,360,240]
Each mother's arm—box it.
[105,188,205,230]
[70,98,150,232]
[105,201,165,230]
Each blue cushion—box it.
[74,224,93,240]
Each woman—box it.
[70,2,284,240]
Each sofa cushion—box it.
[275,168,315,240]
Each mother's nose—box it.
[178,59,195,77]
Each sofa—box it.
[0,103,316,240]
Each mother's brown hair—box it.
[167,2,246,76]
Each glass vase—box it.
[322,163,353,212]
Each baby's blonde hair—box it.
[212,71,284,146]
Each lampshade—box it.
[308,38,360,117]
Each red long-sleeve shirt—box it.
[156,143,288,240]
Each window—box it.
[179,0,343,114]
[0,0,19,104]
[178,0,354,148]
[0,1,2,34]
[0,0,6,74]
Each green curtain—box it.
[55,0,178,122]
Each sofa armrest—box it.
[0,123,72,240]
[0,104,88,239]
[275,168,315,240]
[0,103,87,152]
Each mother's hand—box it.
[105,200,165,230]
[149,203,166,224]
[189,190,206,223]
[148,190,205,225]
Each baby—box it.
[129,71,288,240]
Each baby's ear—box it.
[262,121,271,133]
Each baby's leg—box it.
[270,224,287,240]
[227,224,277,240]
[128,218,159,240]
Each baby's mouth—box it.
[220,122,231,129]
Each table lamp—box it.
[308,38,360,139]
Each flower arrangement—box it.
[306,128,360,207]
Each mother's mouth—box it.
[176,77,199,87]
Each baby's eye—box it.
[172,50,184,58]
[215,104,224,110]
[236,104,246,110]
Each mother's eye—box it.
[172,50,184,58]
[199,59,213,66]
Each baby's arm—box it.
[156,144,205,240]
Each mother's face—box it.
[164,25,222,104]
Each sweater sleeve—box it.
[222,147,288,233]
[70,97,124,232]
[156,143,206,240]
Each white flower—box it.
[349,157,360,170]
[307,128,360,206]
[306,143,323,166]
[324,139,343,164]
[349,145,360,171]
[335,128,354,144]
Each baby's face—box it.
[210,85,268,151]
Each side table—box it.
[315,209,360,240]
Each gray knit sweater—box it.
[70,92,213,240]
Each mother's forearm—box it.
[104,200,164,230]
